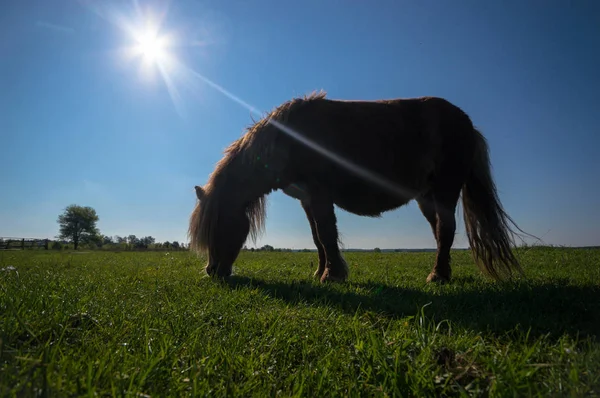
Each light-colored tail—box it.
[462,129,526,280]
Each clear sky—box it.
[1,0,599,249]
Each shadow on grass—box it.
[224,275,600,340]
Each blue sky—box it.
[1,0,599,249]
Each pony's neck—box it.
[218,151,277,201]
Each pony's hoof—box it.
[426,272,450,284]
[320,268,348,283]
[313,268,325,279]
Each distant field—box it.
[1,248,599,396]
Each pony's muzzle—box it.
[205,262,232,278]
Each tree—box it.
[139,236,155,248]
[85,233,102,248]
[128,235,138,248]
[57,205,100,250]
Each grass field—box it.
[1,247,599,396]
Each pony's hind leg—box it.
[308,194,349,283]
[426,183,463,283]
[301,201,327,279]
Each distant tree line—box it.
[241,245,323,252]
[50,204,188,251]
[49,233,188,252]
[241,244,294,252]
[3,204,390,253]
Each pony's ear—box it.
[194,185,205,200]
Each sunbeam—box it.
[91,2,432,203]
[178,63,417,200]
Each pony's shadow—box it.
[225,275,600,340]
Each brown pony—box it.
[189,91,528,283]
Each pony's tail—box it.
[461,128,525,280]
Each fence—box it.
[0,237,49,250]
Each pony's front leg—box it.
[301,201,327,279]
[309,195,349,283]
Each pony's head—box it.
[188,95,309,277]
[189,184,247,277]
[189,179,266,278]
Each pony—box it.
[189,90,529,283]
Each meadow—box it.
[1,247,599,397]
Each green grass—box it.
[1,247,599,396]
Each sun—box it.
[134,30,167,64]
[84,2,191,116]
[121,17,179,87]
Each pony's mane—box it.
[189,90,327,254]
[237,89,327,157]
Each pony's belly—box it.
[281,175,422,216]
[332,188,413,217]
